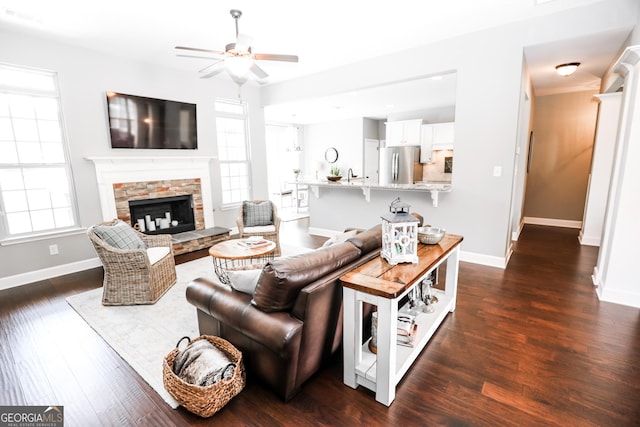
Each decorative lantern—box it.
[381,197,419,265]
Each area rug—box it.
[66,244,311,409]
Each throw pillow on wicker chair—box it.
[93,219,146,250]
[243,201,273,227]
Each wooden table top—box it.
[208,239,276,260]
[340,234,463,299]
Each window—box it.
[215,99,251,207]
[0,64,78,240]
[265,123,301,197]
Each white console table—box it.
[340,234,463,406]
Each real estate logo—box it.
[0,406,63,427]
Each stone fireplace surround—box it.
[115,180,202,232]
[87,157,229,254]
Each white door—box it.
[364,138,379,183]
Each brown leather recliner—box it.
[186,225,381,401]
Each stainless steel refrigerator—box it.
[379,146,423,185]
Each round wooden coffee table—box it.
[209,239,276,284]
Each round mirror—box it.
[325,147,339,163]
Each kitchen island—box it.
[290,178,451,207]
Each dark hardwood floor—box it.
[1,221,638,426]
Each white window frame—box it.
[215,99,252,208]
[0,63,80,243]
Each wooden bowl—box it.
[327,175,342,182]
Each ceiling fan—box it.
[175,9,299,85]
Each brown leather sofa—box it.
[186,225,381,401]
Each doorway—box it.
[522,91,599,227]
[265,123,306,217]
[363,138,379,183]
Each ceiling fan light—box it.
[555,62,580,77]
[229,74,249,86]
[226,55,253,78]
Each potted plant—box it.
[327,166,342,181]
[293,168,301,180]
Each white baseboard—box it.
[524,217,582,229]
[0,242,511,291]
[0,257,102,291]
[592,266,640,308]
[596,286,640,308]
[504,243,514,267]
[511,219,525,241]
[460,251,507,269]
[311,227,509,269]
[511,229,521,241]
[592,266,600,286]
[578,231,601,246]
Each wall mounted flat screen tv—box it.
[106,92,197,149]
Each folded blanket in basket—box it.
[173,339,236,387]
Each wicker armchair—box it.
[87,219,177,305]
[236,200,281,256]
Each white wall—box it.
[0,28,265,284]
[579,93,622,246]
[594,46,640,308]
[265,25,522,261]
[262,0,638,263]
[303,119,363,178]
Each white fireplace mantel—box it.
[86,156,216,227]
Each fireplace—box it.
[129,195,196,235]
[88,157,229,255]
[88,157,215,229]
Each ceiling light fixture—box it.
[176,9,298,86]
[225,54,253,79]
[555,62,580,77]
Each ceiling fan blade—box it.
[200,62,227,79]
[249,63,269,79]
[177,54,221,60]
[199,60,224,74]
[253,53,299,62]
[175,46,225,55]
[235,34,253,52]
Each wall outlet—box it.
[49,244,59,255]
[493,166,502,177]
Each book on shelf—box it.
[397,314,418,347]
[369,312,418,353]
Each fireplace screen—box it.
[129,195,195,235]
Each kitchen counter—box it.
[289,178,451,207]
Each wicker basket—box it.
[163,336,246,417]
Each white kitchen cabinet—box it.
[431,122,455,150]
[385,119,422,146]
[385,122,404,146]
[420,125,434,163]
